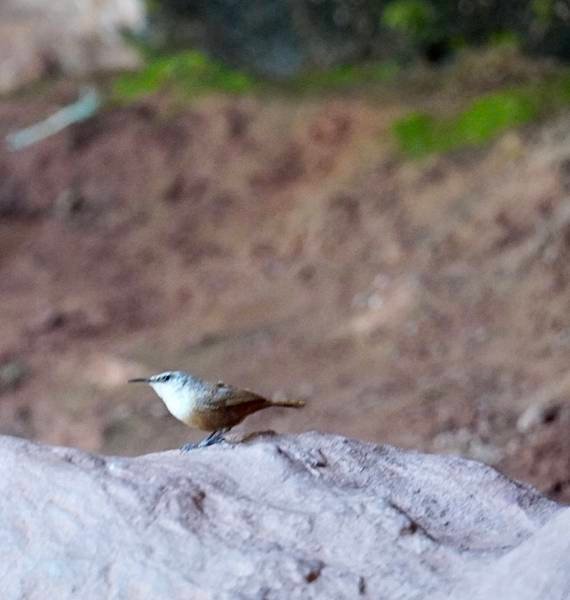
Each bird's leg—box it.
[197,428,229,448]
[180,435,210,452]
[180,429,229,452]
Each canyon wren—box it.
[128,371,305,450]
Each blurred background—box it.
[1,0,570,502]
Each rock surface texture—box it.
[0,431,568,599]
[0,0,144,93]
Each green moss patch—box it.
[113,51,256,100]
[113,50,401,101]
[393,76,570,157]
[289,61,400,93]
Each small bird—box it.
[128,370,305,450]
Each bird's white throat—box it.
[150,381,198,423]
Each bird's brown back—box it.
[188,383,303,431]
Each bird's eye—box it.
[162,375,171,382]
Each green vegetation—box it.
[290,61,400,92]
[113,51,256,100]
[393,75,570,157]
[382,0,436,42]
[112,39,570,161]
[487,31,522,50]
[112,49,400,100]
[393,90,536,157]
[531,0,554,26]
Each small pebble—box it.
[0,361,29,393]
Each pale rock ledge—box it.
[0,432,568,600]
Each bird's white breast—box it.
[150,382,198,424]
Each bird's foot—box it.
[197,430,226,448]
[180,430,227,452]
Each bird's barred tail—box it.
[269,398,306,408]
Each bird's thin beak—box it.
[128,378,150,383]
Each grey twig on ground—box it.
[5,87,100,151]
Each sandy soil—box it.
[1,82,569,503]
